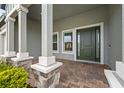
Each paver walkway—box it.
[29,59,110,88]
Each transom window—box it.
[62,30,73,53]
[53,32,59,53]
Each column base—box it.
[31,62,63,88]
[39,56,56,66]
[11,56,33,72]
[0,51,16,62]
[11,52,33,72]
[17,52,29,58]
[1,51,16,57]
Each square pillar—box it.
[39,4,55,66]
[2,17,16,58]
[11,5,33,72]
[31,4,62,88]
[0,34,3,55]
[16,5,29,58]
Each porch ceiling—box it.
[28,4,105,21]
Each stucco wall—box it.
[108,5,122,70]
[53,5,109,65]
[14,18,41,58]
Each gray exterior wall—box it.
[14,18,41,58]
[108,5,122,70]
[53,5,109,65]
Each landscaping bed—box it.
[0,60,29,88]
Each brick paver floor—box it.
[29,59,110,88]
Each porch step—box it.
[116,61,124,81]
[104,69,124,88]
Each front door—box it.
[77,26,100,62]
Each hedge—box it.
[0,61,28,88]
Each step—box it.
[116,61,124,81]
[104,69,123,88]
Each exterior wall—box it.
[14,18,41,58]
[108,5,122,70]
[53,5,109,65]
[27,18,41,58]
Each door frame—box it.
[73,22,104,64]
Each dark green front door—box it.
[77,26,100,62]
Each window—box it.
[62,30,73,53]
[53,32,59,53]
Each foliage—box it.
[0,62,13,72]
[0,61,28,88]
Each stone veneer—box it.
[0,56,15,63]
[32,67,60,88]
[0,56,33,73]
[10,59,33,73]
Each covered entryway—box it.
[76,26,100,62]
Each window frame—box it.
[53,32,59,53]
[62,29,74,54]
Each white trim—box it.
[0,25,6,35]
[104,69,123,88]
[5,16,16,22]
[74,22,104,64]
[0,15,5,22]
[76,59,100,64]
[16,5,29,13]
[61,22,104,64]
[53,32,59,53]
[39,56,56,66]
[6,4,19,20]
[31,62,63,74]
[0,24,6,31]
[5,4,28,21]
[62,29,74,54]
[11,56,34,62]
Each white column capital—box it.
[5,17,15,23]
[16,5,29,13]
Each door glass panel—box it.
[77,32,80,58]
[95,27,100,61]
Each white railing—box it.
[5,4,18,15]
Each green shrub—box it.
[0,63,13,72]
[0,62,28,88]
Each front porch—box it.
[29,59,110,88]
[0,4,124,88]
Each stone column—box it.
[4,17,16,57]
[31,4,62,88]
